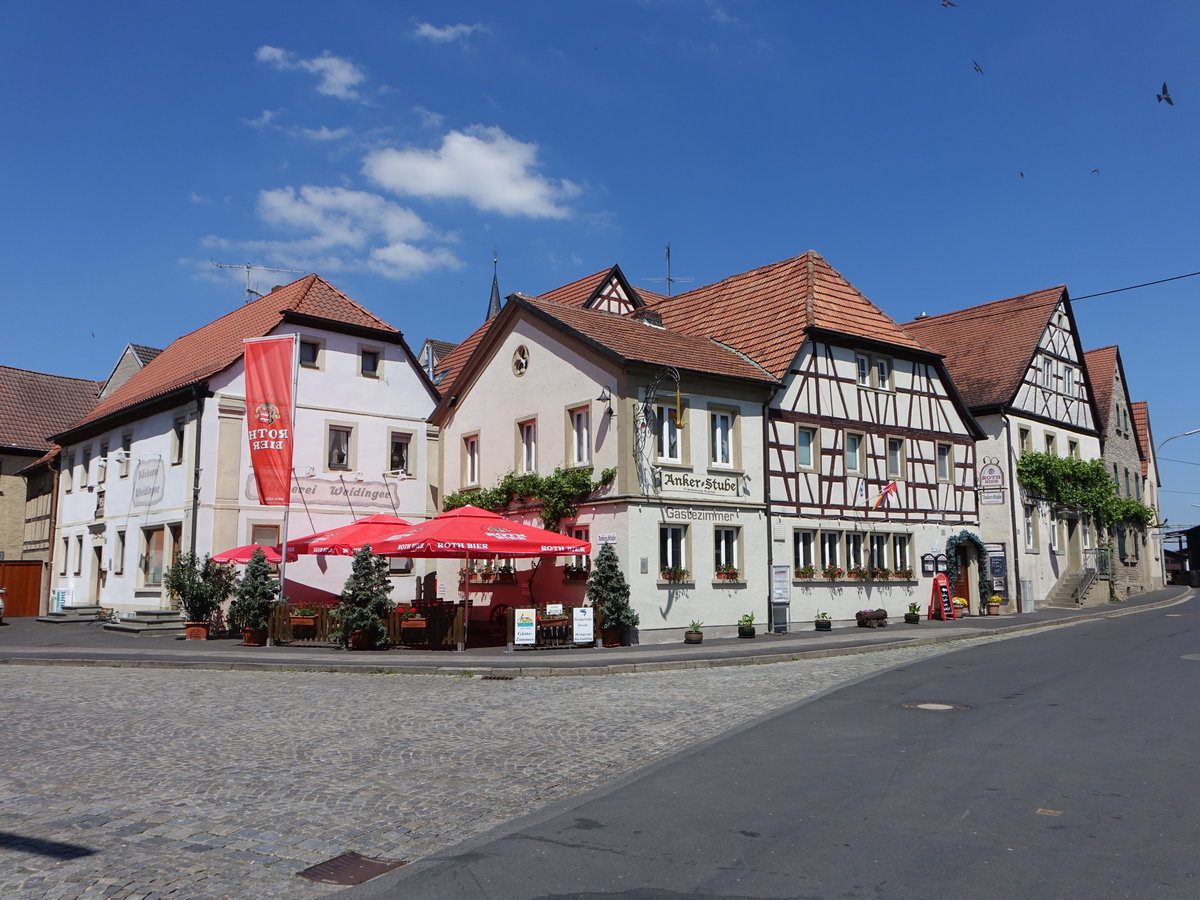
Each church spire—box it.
[486,249,501,320]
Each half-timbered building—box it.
[904,286,1103,611]
[656,252,986,621]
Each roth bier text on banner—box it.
[244,336,297,506]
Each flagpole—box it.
[275,334,300,612]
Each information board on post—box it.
[573,607,594,644]
[514,608,537,646]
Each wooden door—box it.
[0,560,43,616]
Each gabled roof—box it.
[431,295,777,423]
[1083,345,1120,435]
[57,274,400,440]
[130,344,163,366]
[902,285,1067,411]
[652,251,929,380]
[0,365,100,453]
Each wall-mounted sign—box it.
[921,553,936,577]
[596,533,618,545]
[979,463,1005,490]
[546,603,564,616]
[132,459,165,509]
[660,471,742,497]
[244,476,400,510]
[664,507,741,523]
[980,490,1006,505]
[936,554,948,573]
[771,564,791,601]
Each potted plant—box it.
[164,552,237,640]
[684,619,704,644]
[330,546,394,650]
[953,596,969,616]
[737,612,756,638]
[814,610,832,632]
[660,565,690,583]
[795,564,816,580]
[716,563,740,580]
[894,566,915,581]
[847,564,868,580]
[228,548,280,645]
[987,594,1001,616]
[587,543,638,646]
[872,566,892,581]
[904,601,921,624]
[821,564,844,580]
[497,562,517,583]
[289,602,319,626]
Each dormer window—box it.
[855,352,893,391]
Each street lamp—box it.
[1158,428,1200,454]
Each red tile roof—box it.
[58,275,398,438]
[516,296,775,384]
[652,251,929,379]
[1131,401,1153,478]
[0,366,100,452]
[1083,345,1119,435]
[902,285,1067,410]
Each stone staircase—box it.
[1043,570,1109,609]
[36,605,104,624]
[103,609,185,636]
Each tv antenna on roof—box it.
[644,243,694,297]
[212,262,305,304]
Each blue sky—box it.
[3,1,1197,528]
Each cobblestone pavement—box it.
[0,631,1016,898]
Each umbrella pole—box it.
[271,506,292,648]
[459,553,469,651]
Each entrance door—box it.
[1066,518,1082,572]
[91,546,105,604]
[0,560,43,616]
[954,546,978,613]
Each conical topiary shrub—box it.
[330,545,394,649]
[228,548,280,633]
[585,542,638,645]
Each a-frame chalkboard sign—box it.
[928,573,957,620]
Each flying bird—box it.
[1018,172,1025,179]
[942,0,957,6]
[1091,168,1100,174]
[973,60,984,74]
[1157,82,1173,105]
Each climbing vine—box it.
[1015,452,1154,528]
[444,466,617,531]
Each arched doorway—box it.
[946,531,988,616]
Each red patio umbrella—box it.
[285,514,413,556]
[369,506,592,650]
[211,543,297,564]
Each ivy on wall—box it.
[1015,452,1154,528]
[944,529,991,599]
[444,466,617,532]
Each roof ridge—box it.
[905,284,1066,326]
[0,364,101,386]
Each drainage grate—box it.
[482,674,516,681]
[297,851,408,885]
[902,701,969,711]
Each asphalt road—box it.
[349,596,1200,899]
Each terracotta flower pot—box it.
[184,622,210,641]
[349,630,375,651]
[241,626,268,646]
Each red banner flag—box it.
[244,336,296,506]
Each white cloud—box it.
[413,105,444,129]
[255,45,366,100]
[297,125,350,142]
[413,22,483,44]
[210,185,460,279]
[362,125,580,219]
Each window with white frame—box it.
[1064,367,1075,396]
[876,357,892,389]
[142,526,166,585]
[710,410,734,468]
[1068,439,1079,460]
[464,435,480,486]
[63,453,74,492]
[856,352,893,390]
[74,535,83,575]
[869,534,888,570]
[59,536,69,575]
[845,532,864,568]
[845,432,864,474]
[892,535,910,571]
[81,447,91,488]
[328,425,352,471]
[519,420,537,473]
[389,432,411,475]
[655,405,681,462]
[1123,467,1131,497]
[1041,357,1053,387]
[1019,427,1031,454]
[119,433,131,478]
[714,526,739,575]
[1045,433,1057,456]
[794,529,815,570]
[570,525,590,571]
[856,354,871,387]
[659,524,687,575]
[1048,511,1059,551]
[936,443,952,482]
[796,426,817,470]
[886,437,904,479]
[251,524,280,547]
[1024,504,1037,550]
[821,532,841,569]
[114,530,126,575]
[171,417,185,465]
[98,443,108,484]
[570,406,590,466]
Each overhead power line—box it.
[1072,270,1200,301]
